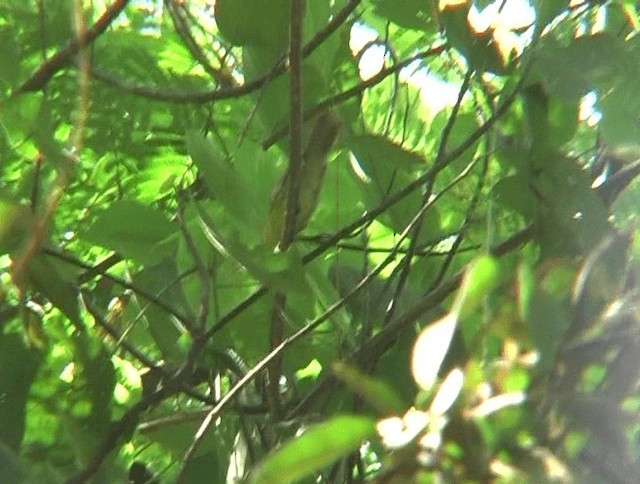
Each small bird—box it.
[263,110,340,249]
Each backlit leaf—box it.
[250,415,376,484]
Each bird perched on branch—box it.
[263,110,341,249]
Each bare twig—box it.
[13,0,129,95]
[384,68,474,325]
[165,0,236,88]
[264,0,306,422]
[89,0,361,103]
[203,64,528,341]
[177,170,441,481]
[261,44,448,149]
[176,204,210,333]
[42,247,195,329]
[11,1,92,286]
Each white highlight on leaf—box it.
[376,409,429,449]
[411,312,458,391]
[468,391,526,418]
[430,367,464,415]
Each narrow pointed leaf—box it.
[250,415,376,484]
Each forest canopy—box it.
[1,0,640,482]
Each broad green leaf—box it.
[535,160,610,255]
[492,174,536,219]
[63,335,116,466]
[249,415,376,484]
[83,200,176,265]
[0,29,22,85]
[186,132,261,232]
[522,84,550,152]
[333,362,405,414]
[28,253,81,326]
[517,262,535,322]
[197,202,309,295]
[0,93,43,141]
[453,255,500,319]
[600,83,640,149]
[536,34,619,99]
[215,0,289,49]
[526,282,572,370]
[532,0,570,33]
[0,332,43,452]
[350,134,424,233]
[372,0,435,30]
[131,256,193,363]
[0,199,33,254]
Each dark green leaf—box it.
[333,362,405,414]
[0,332,42,452]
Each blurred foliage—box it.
[0,0,640,482]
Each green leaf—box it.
[130,256,193,363]
[350,135,424,233]
[333,362,405,414]
[0,29,22,85]
[0,93,43,140]
[453,255,501,319]
[215,0,289,49]
[600,83,640,149]
[250,415,377,484]
[526,274,573,370]
[0,199,33,254]
[532,0,570,33]
[83,200,176,265]
[372,0,435,30]
[535,160,610,255]
[197,201,309,295]
[0,332,43,452]
[186,132,262,231]
[537,34,619,99]
[492,174,536,219]
[28,253,81,326]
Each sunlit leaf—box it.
[250,415,376,483]
[430,367,464,415]
[412,312,458,391]
[452,255,501,319]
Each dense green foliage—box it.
[1,0,640,482]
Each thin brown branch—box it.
[81,291,162,370]
[176,205,210,333]
[261,44,448,149]
[42,247,195,329]
[165,0,236,88]
[13,0,129,95]
[203,64,527,341]
[264,0,306,422]
[89,0,361,103]
[177,187,436,480]
[11,2,92,287]
[384,68,474,325]
[290,224,535,418]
